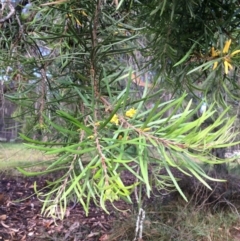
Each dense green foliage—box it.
[0,0,240,219]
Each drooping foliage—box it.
[0,0,239,218]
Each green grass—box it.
[108,202,240,241]
[0,142,54,170]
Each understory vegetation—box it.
[2,145,240,240]
[109,202,240,241]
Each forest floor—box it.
[0,173,133,241]
[1,173,240,241]
[1,143,240,241]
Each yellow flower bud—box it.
[95,122,101,126]
[224,60,233,74]
[110,114,119,125]
[141,127,151,132]
[231,50,240,57]
[213,61,218,70]
[81,10,88,17]
[125,108,137,118]
[223,39,232,54]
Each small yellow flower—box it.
[67,14,82,26]
[125,108,137,118]
[87,135,94,139]
[95,121,101,126]
[110,114,119,125]
[211,39,240,74]
[211,47,220,57]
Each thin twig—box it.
[0,1,15,23]
[133,208,145,241]
[93,123,109,185]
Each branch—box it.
[0,2,15,23]
[91,0,102,94]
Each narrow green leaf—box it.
[174,42,197,67]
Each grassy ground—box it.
[0,142,54,171]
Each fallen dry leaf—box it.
[1,220,10,228]
[0,214,7,220]
[87,232,100,238]
[99,233,109,241]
